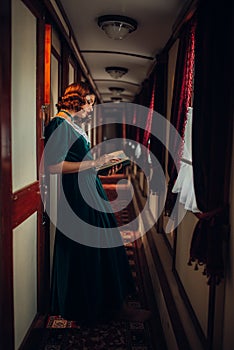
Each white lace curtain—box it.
[172,107,200,213]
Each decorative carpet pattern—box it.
[38,180,153,350]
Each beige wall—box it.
[13,214,37,350]
[176,209,209,335]
[11,0,37,192]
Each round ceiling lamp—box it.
[105,66,128,79]
[109,87,125,95]
[98,15,138,40]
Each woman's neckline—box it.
[55,114,90,143]
[57,109,74,122]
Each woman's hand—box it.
[95,154,118,168]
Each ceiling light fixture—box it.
[105,66,128,79]
[109,87,125,95]
[98,15,137,40]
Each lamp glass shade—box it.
[105,67,128,79]
[102,22,131,40]
[98,15,137,40]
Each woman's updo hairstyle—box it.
[56,82,91,112]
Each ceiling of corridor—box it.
[59,0,189,103]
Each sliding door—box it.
[0,0,49,349]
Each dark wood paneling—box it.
[22,0,45,18]
[37,16,51,314]
[11,182,40,229]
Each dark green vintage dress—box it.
[44,117,135,323]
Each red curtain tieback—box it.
[195,207,225,227]
[189,206,228,284]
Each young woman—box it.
[44,82,150,324]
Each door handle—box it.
[39,174,48,212]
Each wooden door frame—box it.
[0,1,14,349]
[0,1,51,349]
[36,7,51,317]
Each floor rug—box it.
[43,231,153,349]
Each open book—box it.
[96,150,130,175]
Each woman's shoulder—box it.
[47,116,65,127]
[46,116,67,131]
[45,116,68,141]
